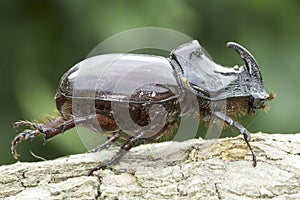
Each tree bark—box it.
[1,133,299,200]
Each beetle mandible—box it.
[11,40,274,175]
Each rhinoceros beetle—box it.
[12,40,274,175]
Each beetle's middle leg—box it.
[87,129,157,176]
[88,130,122,153]
[212,111,257,167]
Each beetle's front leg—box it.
[212,111,257,167]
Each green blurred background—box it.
[1,0,299,165]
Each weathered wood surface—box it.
[0,133,299,200]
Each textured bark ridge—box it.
[1,133,299,200]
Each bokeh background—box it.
[1,0,299,165]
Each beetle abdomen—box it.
[56,90,181,136]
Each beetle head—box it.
[226,42,274,113]
[170,40,274,114]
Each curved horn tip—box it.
[226,42,244,50]
[226,42,264,85]
[226,41,238,48]
[225,41,256,62]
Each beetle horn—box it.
[226,42,263,84]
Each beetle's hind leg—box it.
[212,111,257,167]
[11,114,117,159]
[12,120,50,159]
[12,117,75,159]
[11,129,41,159]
